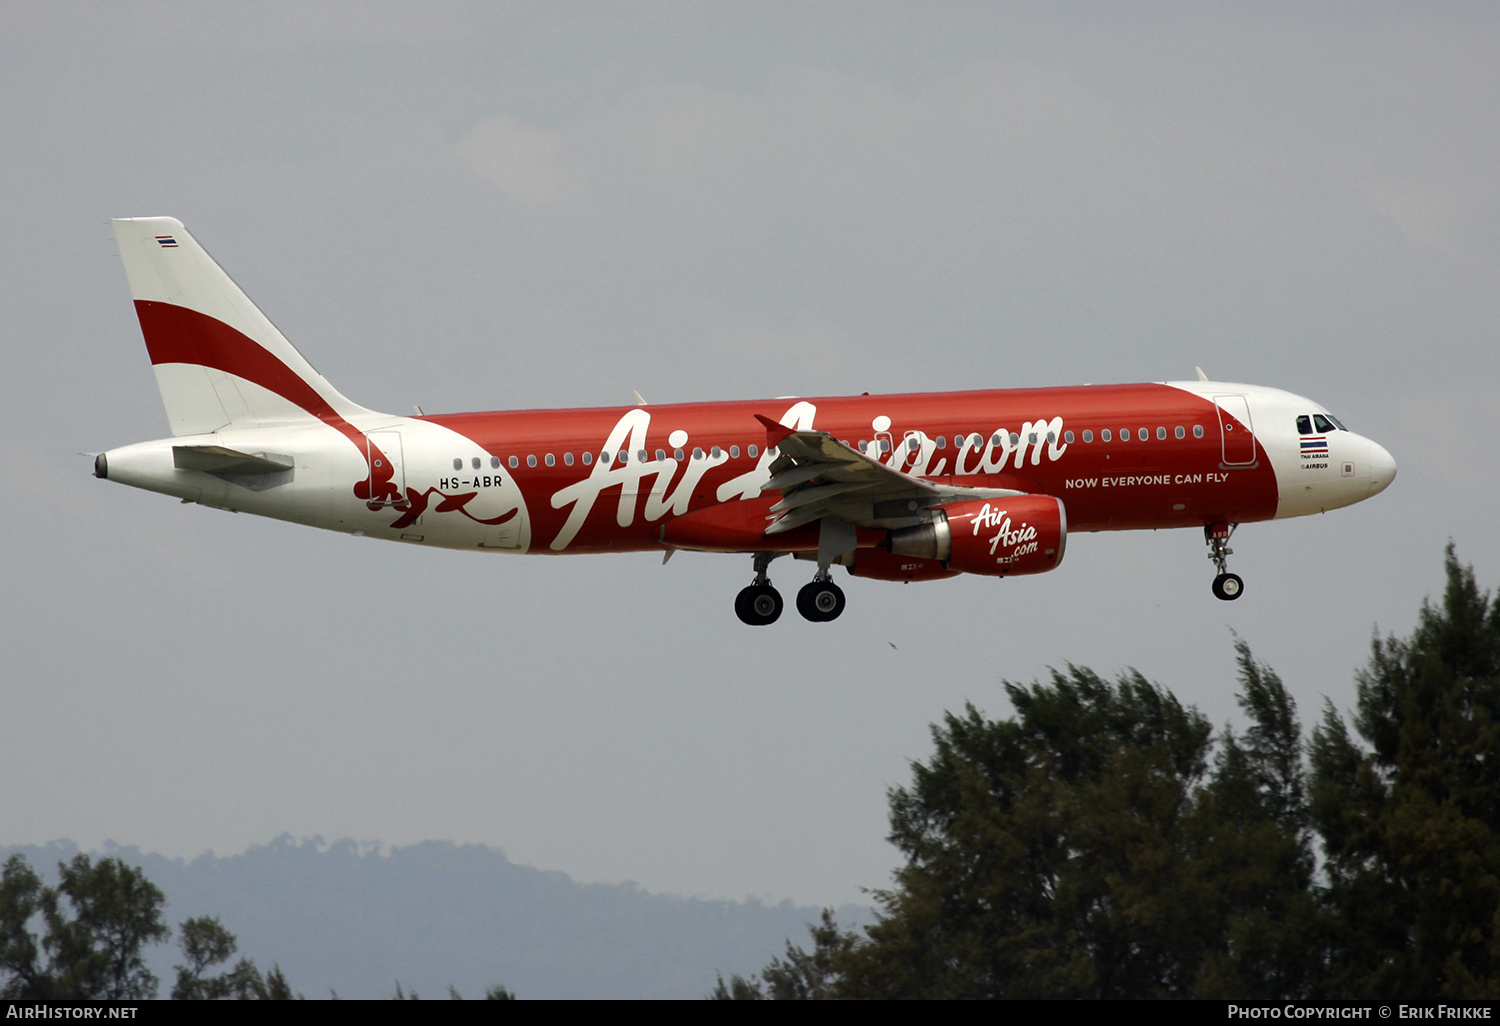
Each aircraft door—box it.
[1213,395,1258,466]
[367,430,406,507]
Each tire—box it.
[737,584,783,625]
[1212,573,1244,601]
[797,580,846,622]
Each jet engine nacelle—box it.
[885,495,1067,577]
[847,547,958,582]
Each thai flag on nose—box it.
[1301,435,1329,457]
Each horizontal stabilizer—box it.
[173,445,294,476]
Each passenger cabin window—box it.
[730,446,740,458]
[748,445,759,457]
[1156,427,1166,440]
[1193,425,1204,438]
[1101,429,1112,442]
[1138,428,1149,441]
[526,455,537,468]
[545,453,555,466]
[564,452,574,466]
[1082,430,1093,443]
[582,452,593,466]
[1064,431,1074,444]
[453,458,462,470]
[508,456,519,469]
[472,457,481,470]
[1175,426,1185,439]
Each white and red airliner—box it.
[96,217,1396,624]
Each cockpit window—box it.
[1327,414,1348,431]
[1296,415,1313,435]
[1313,414,1338,433]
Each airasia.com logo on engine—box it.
[969,502,1040,563]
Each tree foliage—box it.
[0,851,516,999]
[172,916,297,999]
[828,659,1315,999]
[0,854,303,1000]
[0,853,167,999]
[734,547,1500,999]
[1310,544,1500,999]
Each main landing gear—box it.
[796,571,846,623]
[735,553,784,626]
[734,553,847,624]
[1205,523,1244,601]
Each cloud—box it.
[455,115,584,207]
[456,60,1137,227]
[1357,180,1458,251]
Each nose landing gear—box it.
[1206,523,1243,601]
[735,552,784,625]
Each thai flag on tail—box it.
[154,236,178,248]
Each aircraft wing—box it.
[756,415,1026,535]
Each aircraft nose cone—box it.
[1368,439,1397,497]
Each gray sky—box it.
[2,2,1497,908]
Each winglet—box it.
[1195,366,1208,382]
[755,414,796,447]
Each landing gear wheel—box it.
[796,580,846,622]
[736,584,783,625]
[1212,573,1244,601]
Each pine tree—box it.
[1310,545,1500,998]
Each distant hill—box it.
[2,838,871,999]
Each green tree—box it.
[1310,545,1500,999]
[172,916,296,999]
[740,652,1321,999]
[728,546,1500,1000]
[759,909,852,999]
[709,972,764,1000]
[172,916,236,998]
[0,856,48,998]
[1191,643,1324,998]
[0,853,168,999]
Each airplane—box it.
[95,217,1397,625]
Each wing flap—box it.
[757,422,1031,536]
